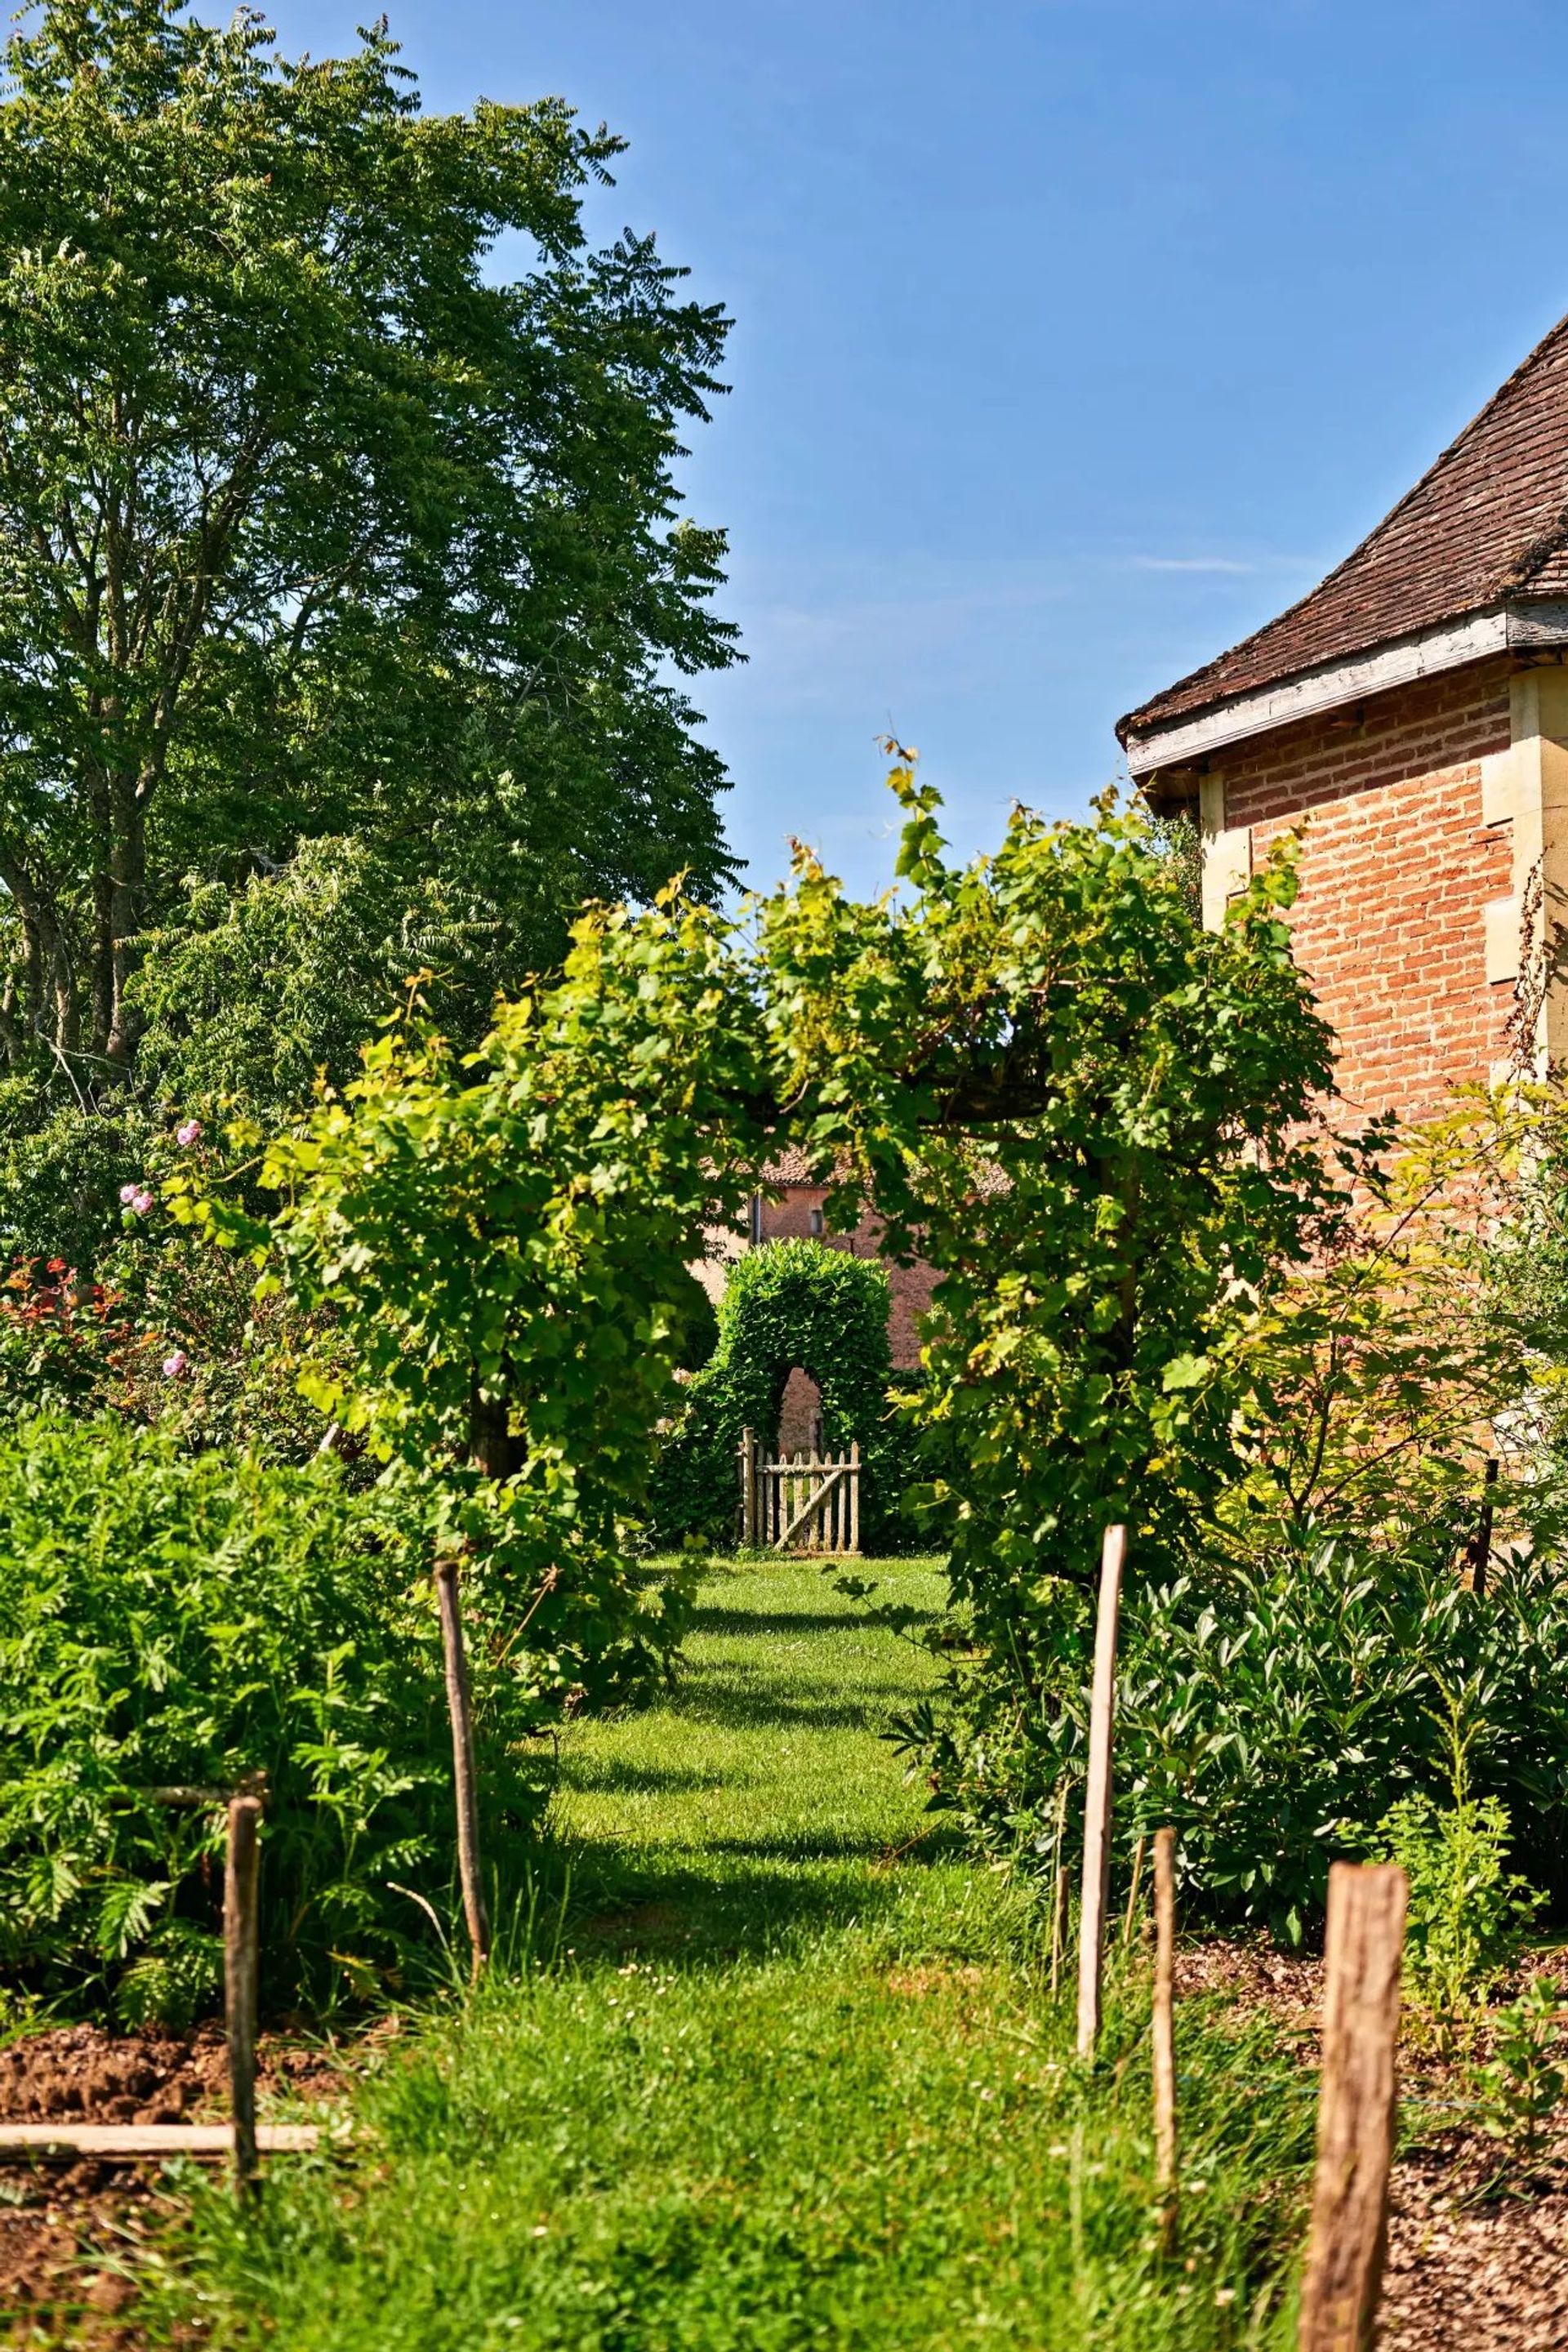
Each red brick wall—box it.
[755,1188,937,1372]
[1211,657,1515,1121]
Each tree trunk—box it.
[468,1379,523,1480]
[51,932,78,1058]
[0,843,57,1055]
[103,777,145,1068]
[89,765,116,1059]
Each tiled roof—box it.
[1119,312,1568,742]
[760,1149,819,1187]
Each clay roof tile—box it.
[1118,312,1568,744]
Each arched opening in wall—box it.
[777,1365,823,1454]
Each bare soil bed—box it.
[0,2020,341,2340]
[1182,1936,1568,2352]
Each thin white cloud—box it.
[710,557,1080,713]
[1130,555,1258,574]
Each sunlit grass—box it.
[140,1557,1312,2351]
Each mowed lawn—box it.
[149,1559,1313,2352]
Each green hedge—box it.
[648,1239,914,1551]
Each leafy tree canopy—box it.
[0,0,737,1125]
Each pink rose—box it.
[118,1183,138,1205]
[162,1350,189,1379]
[176,1119,203,1147]
[130,1189,154,1216]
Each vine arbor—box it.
[184,755,1339,1889]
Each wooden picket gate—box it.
[737,1428,861,1552]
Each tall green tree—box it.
[0,0,737,1089]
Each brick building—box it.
[1118,313,1568,1119]
[713,320,1568,1445]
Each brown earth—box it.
[0,2020,347,2343]
[1182,1936,1568,2352]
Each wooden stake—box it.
[434,1552,490,1982]
[1466,1454,1499,1598]
[1048,1778,1071,1998]
[740,1425,758,1547]
[1152,1827,1178,2252]
[849,1440,861,1556]
[224,1793,262,2200]
[1121,1831,1147,1949]
[1297,1862,1408,2352]
[1076,1521,1128,2060]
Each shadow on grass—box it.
[534,1846,959,1967]
[559,1759,734,1797]
[699,1824,967,1863]
[676,1691,897,1732]
[692,1606,941,1639]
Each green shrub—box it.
[1373,1790,1540,2030]
[900,1530,1568,1946]
[1477,1976,1568,2176]
[1360,1685,1544,2039]
[0,1236,354,1469]
[0,1105,351,1467]
[0,1413,614,2016]
[649,1239,911,1551]
[0,1085,155,1267]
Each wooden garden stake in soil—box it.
[435,1552,491,1981]
[849,1439,861,1556]
[1152,1827,1178,2254]
[1076,1521,1127,2060]
[739,1425,758,1547]
[224,1793,262,2199]
[1297,1862,1408,2352]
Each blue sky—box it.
[266,0,1568,895]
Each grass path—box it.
[157,1559,1312,2351]
[550,1554,982,1961]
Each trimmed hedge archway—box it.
[649,1240,902,1549]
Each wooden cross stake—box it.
[224,1794,263,2199]
[435,1552,490,1981]
[1152,1826,1178,2254]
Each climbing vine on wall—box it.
[650,1238,902,1550]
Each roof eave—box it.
[1122,598,1568,786]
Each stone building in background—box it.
[1119,312,1568,1120]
